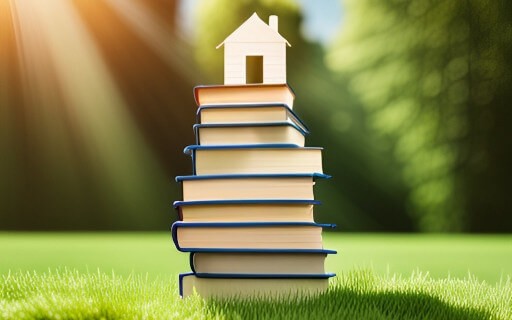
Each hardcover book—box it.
[194,122,307,146]
[176,173,330,201]
[171,221,335,251]
[190,249,336,275]
[194,84,295,108]
[197,104,308,133]
[184,144,323,175]
[179,272,335,298]
[173,199,320,222]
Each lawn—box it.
[1,232,511,319]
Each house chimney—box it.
[269,15,278,32]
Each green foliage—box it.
[328,0,512,231]
[328,0,469,231]
[1,269,511,319]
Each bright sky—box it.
[178,0,343,46]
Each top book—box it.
[194,84,295,108]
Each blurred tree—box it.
[328,0,512,231]
[195,0,413,231]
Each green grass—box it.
[1,269,510,319]
[1,232,512,319]
[1,232,511,282]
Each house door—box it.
[246,56,263,84]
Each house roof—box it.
[216,13,291,48]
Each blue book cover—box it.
[189,248,337,274]
[173,199,321,221]
[173,199,321,209]
[183,144,323,175]
[179,272,336,297]
[193,121,309,145]
[175,173,331,182]
[193,273,336,279]
[196,103,309,132]
[171,221,336,252]
[183,143,314,155]
[193,84,296,107]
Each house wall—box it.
[224,42,286,84]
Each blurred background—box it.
[0,0,510,232]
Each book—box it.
[197,103,309,133]
[190,249,336,275]
[173,199,320,222]
[184,144,323,175]
[171,221,335,251]
[194,84,295,108]
[176,173,330,201]
[194,122,307,146]
[179,272,334,298]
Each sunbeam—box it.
[2,0,175,228]
[105,0,194,83]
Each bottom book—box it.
[190,249,336,275]
[179,272,335,298]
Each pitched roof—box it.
[216,13,291,48]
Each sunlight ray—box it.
[104,0,195,82]
[10,0,170,223]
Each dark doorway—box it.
[246,56,263,84]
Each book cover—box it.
[189,248,337,275]
[176,173,331,201]
[193,121,308,146]
[173,199,321,223]
[196,103,309,132]
[171,221,336,252]
[175,173,331,182]
[179,272,335,298]
[173,199,321,208]
[183,144,323,175]
[193,84,295,108]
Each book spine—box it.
[193,273,336,279]
[171,222,337,252]
[189,253,196,273]
[178,272,194,298]
[171,222,183,252]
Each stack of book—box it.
[172,83,336,298]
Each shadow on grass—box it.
[206,287,491,320]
